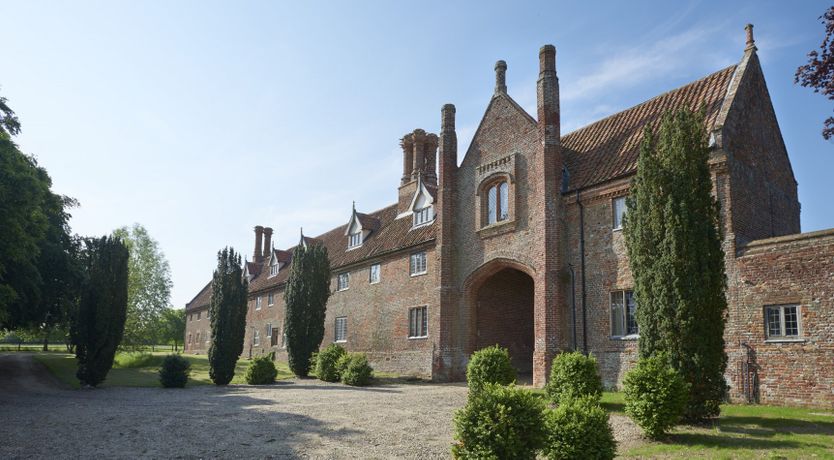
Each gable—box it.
[460,93,538,170]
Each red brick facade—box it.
[185,27,833,407]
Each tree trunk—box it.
[43,334,48,352]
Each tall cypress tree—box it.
[624,108,728,422]
[208,247,248,385]
[284,236,331,377]
[72,236,129,387]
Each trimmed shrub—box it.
[339,352,374,386]
[159,354,190,388]
[316,343,347,382]
[115,352,162,369]
[466,345,516,396]
[245,354,278,385]
[546,351,603,404]
[623,354,690,439]
[542,396,616,460]
[452,383,546,459]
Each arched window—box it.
[486,181,510,225]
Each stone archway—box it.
[467,261,536,376]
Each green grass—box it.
[34,352,294,388]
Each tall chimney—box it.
[744,23,756,51]
[495,60,507,94]
[262,227,273,260]
[537,44,560,144]
[253,225,264,263]
[439,104,457,181]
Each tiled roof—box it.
[185,281,211,311]
[562,65,737,192]
[245,203,434,295]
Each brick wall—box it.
[726,230,834,407]
[184,306,210,354]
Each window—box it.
[197,311,201,321]
[187,333,192,344]
[613,196,627,230]
[269,258,279,277]
[255,296,262,310]
[486,181,510,225]
[413,206,433,227]
[409,306,428,338]
[611,290,638,337]
[410,251,427,276]
[196,332,201,344]
[205,332,210,344]
[335,316,347,342]
[268,292,274,306]
[369,263,381,284]
[337,273,350,291]
[348,232,363,249]
[765,305,801,339]
[254,329,260,346]
[266,323,272,339]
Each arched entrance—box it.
[468,262,535,375]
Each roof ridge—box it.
[562,65,738,139]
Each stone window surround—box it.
[335,316,347,343]
[612,196,627,231]
[476,172,516,231]
[369,263,381,284]
[337,272,350,291]
[764,304,805,343]
[610,289,639,340]
[408,305,429,339]
[410,251,428,276]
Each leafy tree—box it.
[159,307,186,352]
[284,237,331,377]
[623,108,728,422]
[72,236,129,387]
[0,94,79,333]
[208,247,248,385]
[796,6,834,140]
[113,224,173,350]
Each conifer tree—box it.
[623,108,728,422]
[284,235,331,377]
[72,236,129,387]
[208,247,248,385]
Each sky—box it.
[2,1,832,308]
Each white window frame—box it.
[334,316,347,343]
[408,306,429,339]
[413,206,433,228]
[196,331,201,344]
[255,296,262,310]
[765,304,802,341]
[269,259,279,277]
[613,196,627,230]
[205,332,210,344]
[266,323,272,339]
[369,263,381,284]
[610,290,638,338]
[253,329,260,346]
[348,232,363,249]
[268,292,274,306]
[410,251,427,276]
[337,272,350,291]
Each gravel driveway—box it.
[0,353,642,459]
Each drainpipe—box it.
[577,190,588,354]
[568,264,577,351]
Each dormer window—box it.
[413,206,433,227]
[269,256,279,277]
[487,181,509,225]
[348,232,363,249]
[410,175,435,229]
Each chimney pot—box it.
[539,45,556,73]
[262,227,273,259]
[253,226,264,263]
[495,60,507,94]
[744,24,756,51]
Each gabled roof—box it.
[185,281,211,311]
[562,65,738,192]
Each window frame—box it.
[334,316,347,343]
[610,290,638,339]
[408,306,429,339]
[269,259,279,277]
[255,296,262,310]
[612,196,627,230]
[197,311,201,321]
[337,272,350,291]
[409,251,428,276]
[764,304,803,341]
[253,329,260,346]
[348,232,363,249]
[268,291,274,306]
[485,180,510,225]
[412,206,433,228]
[369,263,381,284]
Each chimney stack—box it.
[253,225,264,263]
[495,60,507,94]
[262,227,273,260]
[744,24,756,51]
[537,44,560,145]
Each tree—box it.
[0,94,79,332]
[72,236,129,387]
[796,6,834,140]
[623,108,728,422]
[208,247,247,385]
[113,224,173,351]
[159,307,186,352]
[284,236,331,377]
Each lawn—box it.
[34,352,294,388]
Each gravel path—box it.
[0,353,644,459]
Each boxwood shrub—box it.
[623,354,689,438]
[338,352,373,386]
[466,345,516,396]
[546,351,603,404]
[542,396,616,460]
[159,354,190,388]
[245,354,278,385]
[452,383,546,459]
[316,344,347,383]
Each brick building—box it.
[185,25,834,407]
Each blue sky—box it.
[2,1,831,308]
